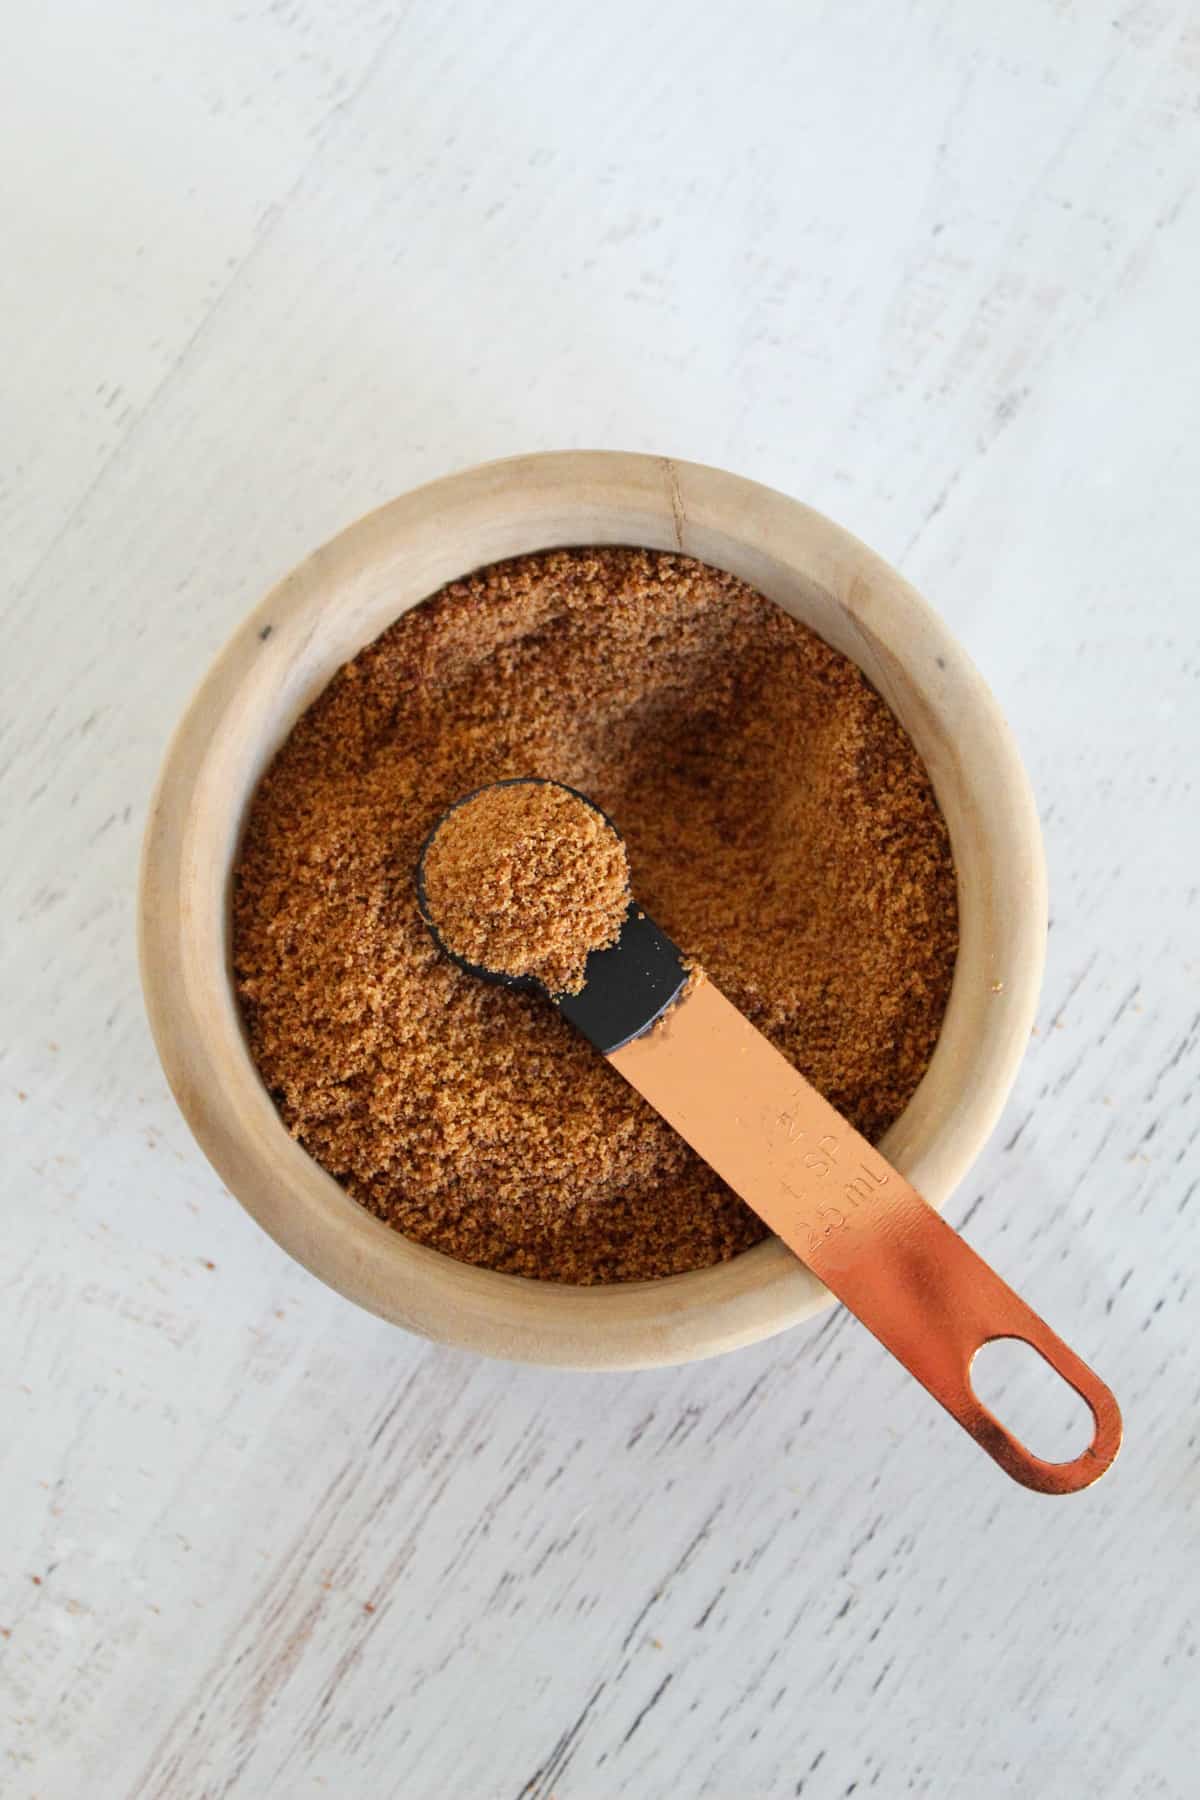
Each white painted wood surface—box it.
[2,3,1197,1794]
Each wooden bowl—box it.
[139,453,1046,1368]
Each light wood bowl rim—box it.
[138,451,1046,1368]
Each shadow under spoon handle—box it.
[608,978,1122,1494]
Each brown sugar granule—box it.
[421,781,629,995]
[233,548,958,1284]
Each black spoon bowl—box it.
[415,776,688,1053]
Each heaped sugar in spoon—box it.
[416,779,1122,1494]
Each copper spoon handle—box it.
[610,978,1122,1494]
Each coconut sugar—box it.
[233,548,958,1283]
[421,781,629,995]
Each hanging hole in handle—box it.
[969,1337,1096,1464]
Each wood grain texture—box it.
[2,1,1197,1796]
